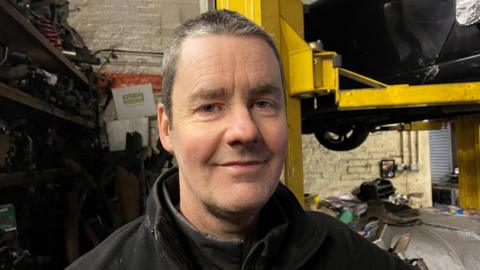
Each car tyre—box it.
[314,125,370,151]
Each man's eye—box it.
[255,100,273,109]
[197,104,223,114]
[252,100,278,116]
[200,104,216,112]
[254,100,276,110]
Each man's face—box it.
[158,34,287,217]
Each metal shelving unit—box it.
[0,1,97,189]
[0,0,89,88]
[0,168,72,188]
[0,1,96,129]
[0,82,95,128]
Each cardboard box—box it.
[112,83,156,120]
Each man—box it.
[68,10,414,270]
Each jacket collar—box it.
[163,174,289,269]
[271,184,327,270]
[145,167,197,269]
[145,167,327,270]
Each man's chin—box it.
[204,197,268,222]
[201,181,278,221]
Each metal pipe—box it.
[400,131,405,164]
[409,131,413,166]
[415,131,420,164]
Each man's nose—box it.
[224,106,260,146]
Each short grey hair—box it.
[160,9,283,118]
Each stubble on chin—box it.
[203,181,279,223]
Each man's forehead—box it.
[177,34,279,67]
[175,34,278,74]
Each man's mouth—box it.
[219,160,265,167]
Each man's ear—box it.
[157,104,173,153]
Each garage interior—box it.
[1,0,480,269]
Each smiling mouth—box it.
[219,160,265,167]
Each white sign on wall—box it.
[112,83,156,120]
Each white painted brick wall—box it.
[68,0,200,150]
[303,131,432,207]
[68,0,432,207]
[68,0,200,73]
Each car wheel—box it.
[314,125,370,151]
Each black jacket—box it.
[67,168,413,270]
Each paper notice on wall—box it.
[112,83,156,119]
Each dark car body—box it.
[301,0,480,150]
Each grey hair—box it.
[160,9,283,119]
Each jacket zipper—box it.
[151,225,158,240]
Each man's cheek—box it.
[179,139,210,167]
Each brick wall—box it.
[68,0,432,206]
[68,0,200,150]
[303,131,432,207]
[68,0,199,73]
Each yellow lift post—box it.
[217,0,480,209]
[216,0,308,206]
[455,119,480,208]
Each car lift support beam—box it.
[216,0,306,206]
[217,0,480,209]
[311,55,480,109]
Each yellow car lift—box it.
[216,0,480,209]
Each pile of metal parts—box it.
[0,117,121,269]
[312,178,480,270]
[0,46,98,120]
[8,0,100,65]
[0,118,34,172]
[0,204,31,268]
[0,116,178,269]
[312,182,426,269]
[0,0,100,120]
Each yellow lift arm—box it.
[216,0,480,209]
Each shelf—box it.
[0,168,72,188]
[0,1,89,88]
[0,82,95,128]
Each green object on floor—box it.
[0,204,17,233]
[340,209,354,224]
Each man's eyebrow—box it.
[189,87,227,101]
[249,84,283,98]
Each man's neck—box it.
[178,197,260,243]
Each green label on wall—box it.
[123,92,145,106]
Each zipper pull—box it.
[151,225,158,240]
